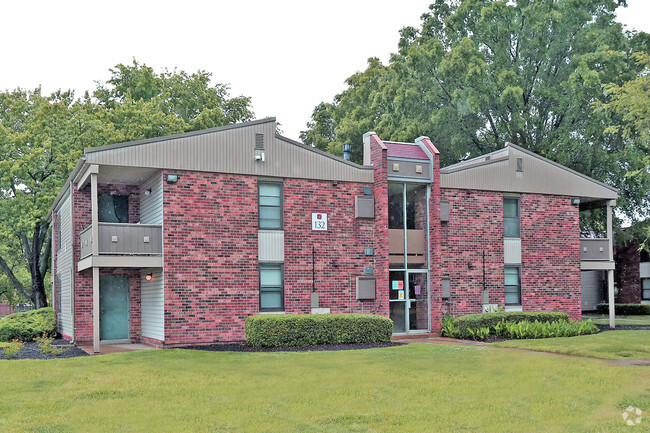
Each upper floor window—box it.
[258,182,282,229]
[98,193,129,223]
[504,197,520,238]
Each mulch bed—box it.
[0,339,89,360]
[180,342,403,352]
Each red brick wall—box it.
[370,135,390,321]
[615,242,641,303]
[162,169,379,345]
[520,193,581,319]
[440,189,581,319]
[441,189,505,316]
[283,179,380,315]
[162,171,259,344]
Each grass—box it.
[0,343,649,432]
[583,314,650,325]
[493,330,650,360]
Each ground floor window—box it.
[504,266,521,305]
[260,264,283,311]
[643,278,650,300]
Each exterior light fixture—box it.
[144,188,152,196]
[166,174,179,184]
[571,198,581,205]
[145,273,153,281]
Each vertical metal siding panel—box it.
[258,231,285,262]
[141,269,164,340]
[140,172,163,225]
[87,122,373,183]
[57,195,73,336]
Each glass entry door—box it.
[388,181,430,334]
[389,271,429,333]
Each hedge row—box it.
[0,308,56,342]
[245,314,393,347]
[595,303,650,315]
[451,311,570,332]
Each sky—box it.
[1,0,648,141]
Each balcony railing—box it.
[580,238,611,261]
[80,223,162,259]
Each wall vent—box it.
[255,133,264,150]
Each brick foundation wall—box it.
[615,242,641,303]
[441,189,581,319]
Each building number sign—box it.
[312,213,328,231]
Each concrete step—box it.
[392,332,440,341]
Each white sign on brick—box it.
[311,213,327,231]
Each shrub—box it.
[2,339,24,359]
[452,311,570,333]
[441,311,596,341]
[0,308,56,342]
[595,303,650,315]
[245,314,393,347]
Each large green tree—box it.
[301,0,649,226]
[0,61,255,307]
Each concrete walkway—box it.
[79,343,158,355]
[392,334,486,346]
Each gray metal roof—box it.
[440,143,618,201]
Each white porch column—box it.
[91,172,100,353]
[606,200,616,329]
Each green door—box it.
[100,276,130,340]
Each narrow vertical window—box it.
[503,197,520,237]
[260,264,283,311]
[642,279,650,301]
[504,266,521,305]
[258,182,282,229]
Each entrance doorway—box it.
[388,181,430,334]
[99,275,130,341]
[389,271,429,333]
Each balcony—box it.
[580,237,614,271]
[78,223,162,270]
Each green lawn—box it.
[0,344,648,432]
[583,314,650,325]
[493,330,650,360]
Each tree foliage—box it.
[0,61,255,306]
[301,0,649,228]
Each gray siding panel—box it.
[581,270,603,310]
[140,173,163,225]
[57,195,73,337]
[441,146,617,200]
[85,121,373,183]
[141,269,164,341]
[258,231,284,262]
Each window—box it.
[504,197,520,238]
[643,279,650,301]
[258,183,282,229]
[98,193,129,223]
[505,266,521,305]
[260,264,283,311]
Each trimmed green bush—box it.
[0,308,56,342]
[452,311,570,333]
[440,311,595,341]
[245,314,393,347]
[595,303,650,315]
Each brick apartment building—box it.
[49,118,618,352]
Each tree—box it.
[0,89,114,308]
[0,60,256,307]
[301,0,649,226]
